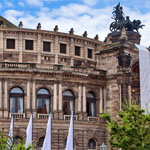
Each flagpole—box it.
[72,109,74,150]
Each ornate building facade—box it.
[0,14,140,150]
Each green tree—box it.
[0,132,33,150]
[101,104,150,150]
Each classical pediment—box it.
[0,16,17,28]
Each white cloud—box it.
[25,0,43,7]
[18,2,25,7]
[82,0,98,6]
[3,3,150,47]
[0,3,2,9]
[5,1,13,7]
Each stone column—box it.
[54,36,59,64]
[70,38,74,66]
[78,85,82,112]
[119,84,122,110]
[4,80,8,118]
[0,81,2,117]
[18,32,23,62]
[103,87,107,112]
[128,84,131,105]
[37,34,41,63]
[58,83,62,111]
[99,87,103,113]
[83,85,86,112]
[32,80,36,118]
[53,83,58,119]
[27,81,30,110]
[58,82,63,119]
[0,31,3,50]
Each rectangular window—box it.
[75,46,80,56]
[60,43,66,54]
[43,41,51,52]
[88,49,92,59]
[25,40,33,50]
[7,39,15,49]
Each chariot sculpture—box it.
[110,3,144,32]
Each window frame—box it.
[75,46,81,56]
[43,41,51,52]
[87,48,93,59]
[7,39,15,49]
[25,40,34,50]
[9,87,24,113]
[60,43,67,54]
[37,88,51,114]
[63,90,75,115]
[86,92,96,117]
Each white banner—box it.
[136,44,150,112]
[25,114,33,148]
[42,113,52,150]
[66,110,74,150]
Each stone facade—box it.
[0,16,140,150]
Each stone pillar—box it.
[83,85,87,120]
[128,84,131,105]
[4,80,8,118]
[0,81,2,117]
[0,31,3,50]
[18,32,23,62]
[53,83,57,111]
[99,87,103,113]
[103,87,107,112]
[27,81,31,117]
[119,84,122,110]
[78,85,82,112]
[70,38,74,66]
[32,80,36,118]
[54,36,59,64]
[58,82,63,119]
[37,34,41,63]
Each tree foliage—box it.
[0,132,33,150]
[101,104,150,150]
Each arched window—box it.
[37,88,50,114]
[63,90,75,115]
[88,139,96,149]
[9,87,24,113]
[86,92,96,116]
[37,137,45,149]
[14,136,23,144]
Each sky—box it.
[0,0,150,46]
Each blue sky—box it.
[0,0,150,46]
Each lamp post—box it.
[100,143,107,150]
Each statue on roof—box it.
[109,3,144,33]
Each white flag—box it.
[66,110,74,150]
[136,44,150,113]
[42,113,52,150]
[25,114,33,149]
[7,115,14,148]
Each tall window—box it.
[88,139,96,149]
[88,49,93,59]
[37,137,45,148]
[37,88,50,114]
[25,40,33,50]
[7,39,15,49]
[43,41,51,52]
[75,46,80,56]
[60,43,67,54]
[63,90,75,115]
[9,87,24,113]
[86,92,96,116]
